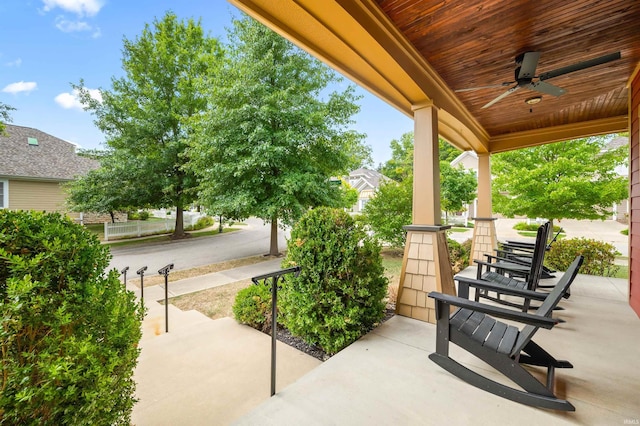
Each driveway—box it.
[107,217,289,275]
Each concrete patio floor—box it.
[237,269,640,425]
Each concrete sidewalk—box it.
[129,259,321,425]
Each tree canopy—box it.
[0,101,15,133]
[191,16,370,255]
[440,161,477,221]
[66,151,153,223]
[492,135,628,231]
[74,12,222,237]
[379,131,461,181]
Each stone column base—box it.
[470,217,498,264]
[396,225,456,324]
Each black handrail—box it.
[158,263,174,332]
[137,266,148,302]
[251,266,301,396]
[120,266,129,285]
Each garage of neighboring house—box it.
[0,124,98,215]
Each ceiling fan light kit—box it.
[456,51,622,109]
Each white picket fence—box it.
[103,213,201,241]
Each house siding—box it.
[629,70,640,317]
[8,179,67,212]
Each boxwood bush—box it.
[0,211,143,425]
[545,237,620,277]
[279,207,388,355]
[233,284,273,333]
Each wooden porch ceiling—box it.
[229,0,640,154]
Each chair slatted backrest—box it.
[526,222,551,290]
[510,256,584,357]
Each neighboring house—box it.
[0,124,98,214]
[346,168,390,213]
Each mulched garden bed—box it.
[271,307,396,361]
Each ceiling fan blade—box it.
[528,80,566,97]
[538,51,621,81]
[482,85,519,109]
[517,51,540,80]
[455,82,514,92]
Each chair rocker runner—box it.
[428,256,584,411]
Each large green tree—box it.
[492,135,628,234]
[191,16,370,255]
[75,12,222,238]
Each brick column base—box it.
[396,225,456,324]
[470,217,498,264]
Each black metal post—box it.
[137,266,148,302]
[251,266,301,397]
[121,266,129,285]
[158,263,174,333]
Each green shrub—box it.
[128,210,150,220]
[448,238,472,274]
[513,221,562,233]
[545,237,620,277]
[193,215,214,230]
[279,207,388,355]
[138,210,150,220]
[621,228,629,236]
[0,211,143,425]
[233,284,273,333]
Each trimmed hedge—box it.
[545,237,620,277]
[279,207,388,355]
[0,211,143,425]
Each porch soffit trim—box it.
[489,115,628,153]
[229,0,490,153]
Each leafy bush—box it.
[545,237,620,277]
[448,238,472,274]
[362,178,412,248]
[193,215,214,230]
[233,284,273,333]
[621,228,629,236]
[0,211,143,425]
[279,207,388,355]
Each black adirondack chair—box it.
[497,226,563,279]
[470,223,551,310]
[428,256,584,411]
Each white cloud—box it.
[5,58,22,67]
[55,16,92,32]
[55,88,102,110]
[42,0,104,17]
[2,81,37,94]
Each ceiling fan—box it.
[456,51,621,109]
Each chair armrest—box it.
[455,276,547,301]
[474,259,531,275]
[428,292,557,329]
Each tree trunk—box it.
[110,211,115,224]
[269,216,279,256]
[173,204,186,239]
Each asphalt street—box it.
[107,217,289,275]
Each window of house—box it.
[0,180,7,208]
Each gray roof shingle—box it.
[0,124,98,180]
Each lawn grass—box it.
[169,249,406,321]
[449,227,471,233]
[104,227,239,248]
[132,254,271,287]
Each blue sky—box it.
[0,0,413,166]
